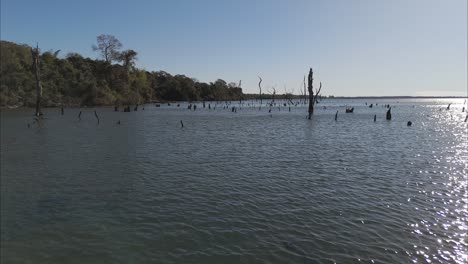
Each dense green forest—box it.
[0,36,247,107]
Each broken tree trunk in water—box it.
[386,107,392,120]
[31,44,43,116]
[307,68,322,119]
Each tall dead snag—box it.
[257,76,263,110]
[258,76,263,105]
[31,44,43,116]
[307,68,322,119]
[303,75,307,104]
[238,80,242,104]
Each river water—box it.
[1,98,467,263]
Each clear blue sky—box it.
[1,0,467,96]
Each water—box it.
[1,98,467,263]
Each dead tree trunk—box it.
[307,68,322,119]
[238,80,242,104]
[258,76,263,106]
[303,75,307,104]
[31,44,43,116]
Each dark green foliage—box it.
[0,40,244,107]
[0,41,35,106]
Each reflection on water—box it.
[1,98,467,263]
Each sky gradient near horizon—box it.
[1,0,467,96]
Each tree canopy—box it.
[0,37,244,107]
[92,34,122,63]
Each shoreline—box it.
[1,96,466,111]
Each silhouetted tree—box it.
[307,68,322,119]
[92,34,122,63]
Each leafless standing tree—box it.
[31,43,43,116]
[258,76,263,105]
[238,80,242,104]
[307,68,322,119]
[303,75,307,104]
[92,34,122,63]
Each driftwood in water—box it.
[31,44,43,116]
[180,120,184,128]
[447,104,451,110]
[386,107,392,120]
[307,68,322,119]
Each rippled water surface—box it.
[1,98,467,263]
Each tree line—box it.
[0,35,245,108]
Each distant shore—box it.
[1,96,466,110]
[326,96,467,99]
